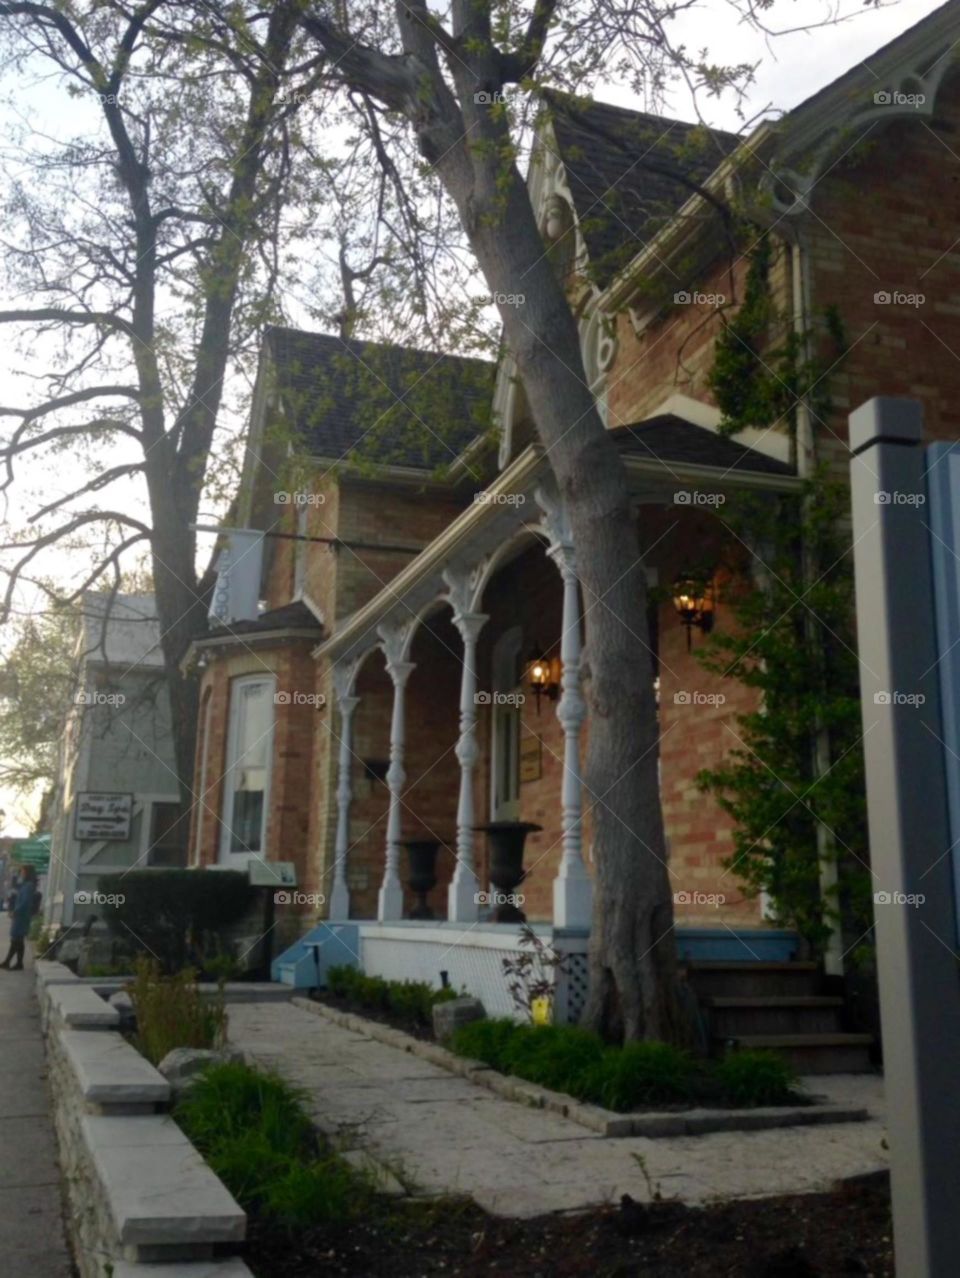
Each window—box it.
[293,501,308,598]
[220,675,276,860]
[490,627,523,820]
[192,690,212,866]
[149,802,188,867]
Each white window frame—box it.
[219,674,276,864]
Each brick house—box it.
[185,3,960,1021]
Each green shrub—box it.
[586,1041,694,1110]
[175,1061,374,1228]
[713,1049,797,1106]
[449,1021,795,1113]
[326,964,457,1028]
[130,958,227,1065]
[98,869,254,973]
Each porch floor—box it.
[226,1000,888,1218]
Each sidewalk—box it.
[227,998,890,1218]
[0,913,73,1275]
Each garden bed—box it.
[242,1174,894,1277]
[314,964,459,1039]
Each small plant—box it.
[175,1061,374,1228]
[501,924,567,1022]
[325,965,457,1028]
[129,958,227,1065]
[713,1049,797,1106]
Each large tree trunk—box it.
[451,168,681,1041]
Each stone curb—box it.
[290,997,870,1139]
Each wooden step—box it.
[702,995,845,1037]
[716,1033,874,1075]
[685,961,821,999]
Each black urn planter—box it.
[474,821,542,922]
[401,839,440,919]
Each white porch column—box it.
[540,490,593,928]
[329,662,361,920]
[448,609,488,921]
[378,623,414,921]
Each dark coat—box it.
[10,881,35,940]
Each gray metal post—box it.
[849,396,960,1277]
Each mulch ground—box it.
[241,1174,894,1277]
[312,989,436,1039]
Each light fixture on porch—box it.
[526,643,560,712]
[672,574,715,651]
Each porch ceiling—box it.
[318,423,801,666]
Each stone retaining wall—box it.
[37,962,252,1278]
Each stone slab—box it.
[46,982,120,1029]
[34,961,79,986]
[60,1029,170,1106]
[83,1115,245,1245]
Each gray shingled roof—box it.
[206,600,324,642]
[546,94,739,285]
[264,327,496,471]
[611,416,794,476]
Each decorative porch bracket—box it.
[536,485,593,928]
[377,622,416,921]
[444,566,488,922]
[328,656,363,920]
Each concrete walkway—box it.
[0,914,73,1275]
[227,999,890,1218]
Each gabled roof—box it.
[263,327,496,472]
[611,416,794,477]
[546,94,739,286]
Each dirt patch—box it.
[242,1175,894,1277]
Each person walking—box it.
[0,865,37,970]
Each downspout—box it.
[791,230,844,978]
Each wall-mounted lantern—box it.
[672,574,716,651]
[526,643,560,711]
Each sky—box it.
[0,0,948,835]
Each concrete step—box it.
[716,1033,875,1075]
[702,995,845,1037]
[686,960,821,998]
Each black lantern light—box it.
[526,643,560,711]
[672,574,715,651]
